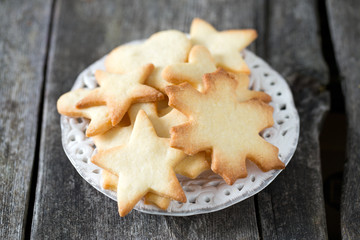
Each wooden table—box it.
[0,0,358,239]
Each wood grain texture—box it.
[255,0,329,239]
[31,0,262,239]
[0,1,52,239]
[327,0,360,238]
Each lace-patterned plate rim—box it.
[60,39,300,216]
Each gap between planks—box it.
[24,1,57,239]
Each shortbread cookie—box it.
[128,103,210,178]
[174,152,209,178]
[162,45,271,103]
[101,170,171,210]
[101,169,118,192]
[162,45,217,91]
[57,89,112,137]
[101,154,209,210]
[93,103,210,179]
[105,30,192,92]
[143,192,171,210]
[232,73,272,103]
[165,69,284,185]
[95,122,209,179]
[128,103,186,138]
[76,64,164,126]
[92,110,186,216]
[190,18,257,74]
[92,124,132,150]
[94,103,209,210]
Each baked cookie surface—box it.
[166,69,285,184]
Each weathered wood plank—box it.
[327,0,360,238]
[0,1,52,239]
[31,0,262,239]
[255,0,329,239]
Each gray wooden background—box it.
[0,0,358,239]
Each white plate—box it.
[60,39,300,216]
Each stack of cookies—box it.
[57,18,285,217]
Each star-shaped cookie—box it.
[100,150,209,210]
[76,64,164,126]
[165,69,284,185]
[92,110,186,216]
[162,45,217,91]
[105,30,192,92]
[128,104,210,178]
[92,124,132,150]
[190,18,257,74]
[93,103,209,210]
[101,169,172,210]
[162,45,271,103]
[233,73,271,103]
[57,89,112,137]
[93,102,210,179]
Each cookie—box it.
[93,102,210,179]
[174,152,209,178]
[162,45,217,91]
[93,103,209,210]
[76,64,164,126]
[105,30,192,92]
[92,123,132,150]
[100,152,209,210]
[92,110,186,216]
[143,192,172,210]
[165,69,285,185]
[128,103,184,138]
[162,45,271,103]
[57,89,112,137]
[232,73,272,103]
[101,170,171,210]
[128,103,211,178]
[190,18,257,74]
[101,169,118,192]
